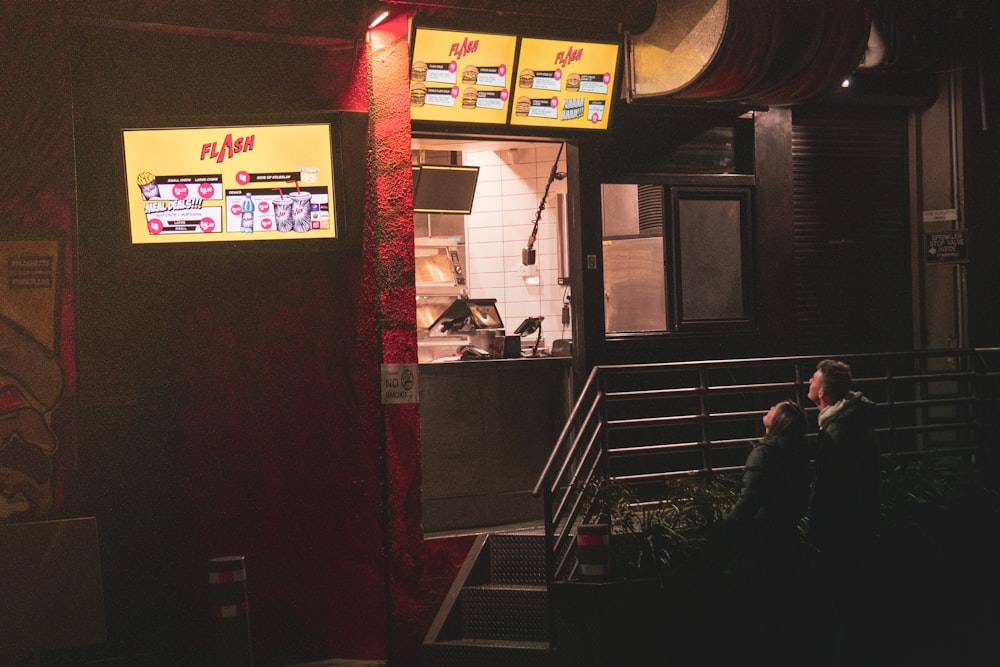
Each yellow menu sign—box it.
[122,123,337,244]
[410,28,518,124]
[509,37,620,130]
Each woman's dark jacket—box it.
[726,433,812,550]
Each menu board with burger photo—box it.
[410,28,518,124]
[510,37,620,130]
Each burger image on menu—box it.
[461,87,478,110]
[410,84,427,107]
[518,69,535,88]
[515,96,530,116]
[565,73,581,91]
[462,65,479,84]
[411,61,427,82]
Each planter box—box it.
[550,578,662,666]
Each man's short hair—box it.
[817,359,852,402]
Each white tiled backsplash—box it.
[462,142,571,346]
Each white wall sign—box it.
[922,208,958,223]
[381,363,419,404]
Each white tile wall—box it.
[462,142,572,346]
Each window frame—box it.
[666,185,755,333]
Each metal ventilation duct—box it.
[625,0,873,106]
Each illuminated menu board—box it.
[410,28,518,124]
[122,123,337,244]
[510,37,620,130]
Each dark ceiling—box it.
[60,0,970,111]
[65,1,372,48]
[62,1,964,73]
[63,0,656,46]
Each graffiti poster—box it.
[0,240,63,522]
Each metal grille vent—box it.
[637,184,664,234]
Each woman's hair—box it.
[767,400,807,439]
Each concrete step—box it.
[423,638,549,667]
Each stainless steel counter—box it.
[418,357,573,532]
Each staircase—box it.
[422,529,551,667]
[422,526,665,667]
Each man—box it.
[806,359,880,551]
[806,358,881,665]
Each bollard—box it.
[576,523,611,581]
[208,555,253,666]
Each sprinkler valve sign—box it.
[925,230,968,263]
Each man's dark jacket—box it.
[807,391,880,553]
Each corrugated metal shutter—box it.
[792,106,912,353]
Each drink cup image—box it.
[137,171,160,200]
[289,191,313,232]
[273,197,294,232]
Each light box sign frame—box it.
[510,37,620,131]
[409,28,519,124]
[410,27,620,131]
[122,123,338,244]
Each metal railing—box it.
[532,348,1000,583]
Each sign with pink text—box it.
[409,27,518,125]
[122,123,336,244]
[509,37,620,130]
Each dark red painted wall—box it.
[0,1,79,483]
[367,20,462,664]
[4,3,465,664]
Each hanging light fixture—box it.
[368,2,391,28]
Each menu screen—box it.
[410,28,518,124]
[509,38,620,130]
[122,123,337,244]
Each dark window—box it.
[668,187,753,331]
[600,182,754,335]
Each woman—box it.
[726,400,813,654]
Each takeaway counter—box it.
[414,237,574,532]
[418,355,572,533]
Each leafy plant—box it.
[878,459,1000,550]
[578,474,741,582]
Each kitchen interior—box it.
[412,135,576,533]
[412,136,572,362]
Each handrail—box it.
[532,347,1000,584]
[533,365,603,497]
